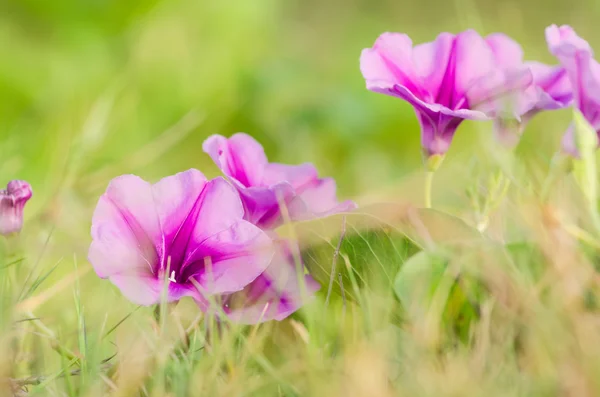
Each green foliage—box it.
[302,226,418,302]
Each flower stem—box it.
[424,170,435,209]
[423,153,443,209]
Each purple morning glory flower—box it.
[493,62,572,147]
[360,30,533,157]
[202,239,321,324]
[546,24,600,155]
[0,180,32,236]
[88,169,274,306]
[203,133,356,229]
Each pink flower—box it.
[0,180,32,235]
[546,24,600,155]
[202,240,321,324]
[203,133,356,229]
[360,30,533,156]
[88,169,274,306]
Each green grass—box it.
[2,0,600,395]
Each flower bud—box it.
[0,180,32,235]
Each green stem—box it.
[424,170,435,209]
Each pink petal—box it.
[108,273,164,306]
[188,220,274,294]
[89,176,161,279]
[152,169,208,242]
[452,30,497,100]
[88,211,157,279]
[219,242,321,324]
[100,175,163,247]
[262,163,318,191]
[466,67,534,114]
[108,273,200,306]
[386,84,488,155]
[546,25,593,57]
[295,178,352,216]
[187,177,245,244]
[182,178,274,294]
[225,275,320,324]
[486,33,524,68]
[545,24,600,143]
[152,170,210,270]
[412,32,455,100]
[360,33,422,96]
[239,184,294,226]
[202,133,268,187]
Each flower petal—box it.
[108,273,200,306]
[152,169,208,241]
[152,169,209,270]
[360,33,423,97]
[180,178,274,294]
[528,62,573,108]
[546,25,593,57]
[545,24,600,152]
[238,183,295,228]
[295,178,356,216]
[203,133,268,187]
[219,241,321,324]
[89,175,161,279]
[187,177,245,244]
[88,207,157,279]
[412,32,455,101]
[545,25,600,114]
[486,33,524,68]
[452,30,497,101]
[389,84,488,155]
[108,273,164,306]
[188,220,274,294]
[262,163,318,191]
[100,175,162,247]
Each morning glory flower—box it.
[0,180,33,236]
[88,169,274,306]
[360,30,533,158]
[203,133,356,229]
[546,24,600,155]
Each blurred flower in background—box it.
[546,24,600,155]
[0,180,32,236]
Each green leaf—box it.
[291,203,482,303]
[393,250,447,314]
[301,225,418,303]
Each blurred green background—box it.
[1,0,599,201]
[1,0,599,289]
